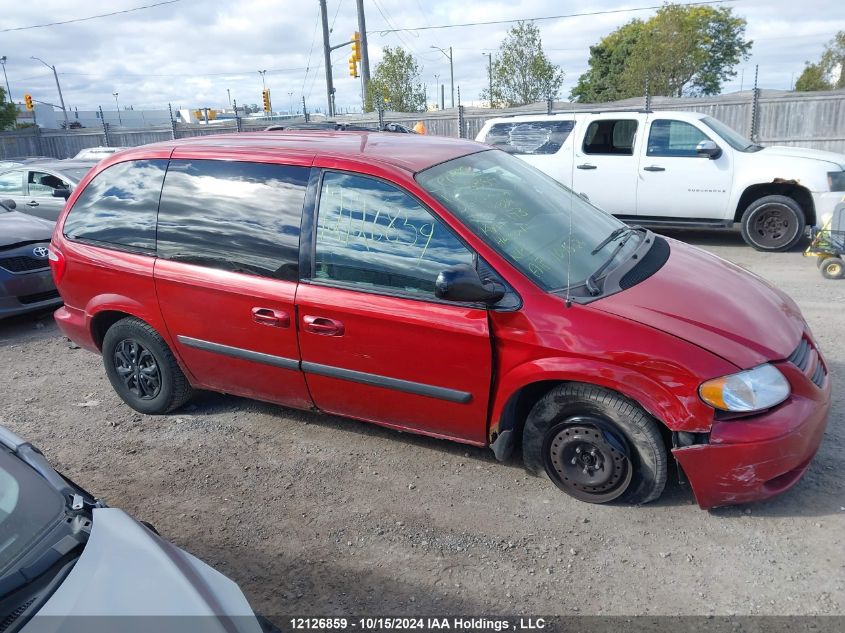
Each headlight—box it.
[699,364,790,413]
[829,171,845,192]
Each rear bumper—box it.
[54,304,99,352]
[0,267,61,319]
[673,363,831,509]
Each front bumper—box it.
[672,360,831,509]
[0,265,61,319]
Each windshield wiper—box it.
[585,228,644,295]
[590,225,642,255]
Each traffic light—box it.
[24,93,33,111]
[348,55,358,78]
[351,31,361,62]
[262,89,271,113]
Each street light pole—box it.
[113,92,122,125]
[288,91,293,114]
[0,57,11,102]
[430,45,454,108]
[31,56,68,129]
[258,70,267,90]
[227,88,231,107]
[483,53,493,107]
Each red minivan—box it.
[50,132,830,509]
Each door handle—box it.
[303,315,345,336]
[26,200,40,207]
[251,307,290,328]
[643,165,666,172]
[576,163,597,170]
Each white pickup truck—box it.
[476,110,845,251]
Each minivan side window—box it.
[157,160,308,281]
[647,120,710,157]
[63,159,167,252]
[314,171,474,297]
[484,121,575,155]
[582,119,638,156]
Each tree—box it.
[0,87,18,131]
[795,63,832,91]
[364,47,425,112]
[571,4,751,102]
[795,31,844,91]
[482,22,564,107]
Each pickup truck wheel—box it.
[522,384,667,505]
[740,195,805,252]
[102,317,194,414]
[820,257,845,280]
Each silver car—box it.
[0,425,275,633]
[0,161,95,223]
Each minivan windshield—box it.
[416,149,639,292]
[0,450,65,578]
[701,116,762,152]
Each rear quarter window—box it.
[483,120,574,155]
[63,159,167,252]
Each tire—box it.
[740,195,806,252]
[102,317,193,414]
[817,256,829,269]
[821,257,845,280]
[522,383,667,505]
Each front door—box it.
[24,169,70,221]
[571,117,641,216]
[636,118,733,220]
[153,158,312,409]
[296,170,493,444]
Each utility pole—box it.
[31,56,68,129]
[227,88,231,107]
[0,56,11,102]
[483,53,493,107]
[356,0,371,108]
[431,45,454,108]
[319,0,335,117]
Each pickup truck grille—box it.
[788,338,827,389]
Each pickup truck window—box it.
[647,120,710,157]
[483,121,574,155]
[583,119,638,156]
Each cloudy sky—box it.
[2,0,843,115]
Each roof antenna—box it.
[565,93,576,309]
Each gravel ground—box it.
[1,229,843,620]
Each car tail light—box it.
[48,243,66,284]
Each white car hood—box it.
[760,145,845,169]
[25,508,262,633]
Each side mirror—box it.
[1,198,16,210]
[696,140,722,160]
[52,188,71,199]
[435,264,505,305]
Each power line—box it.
[0,0,184,33]
[370,0,741,34]
[301,10,322,96]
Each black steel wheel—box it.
[543,417,633,503]
[102,317,193,414]
[740,195,805,252]
[113,339,162,400]
[523,383,667,505]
